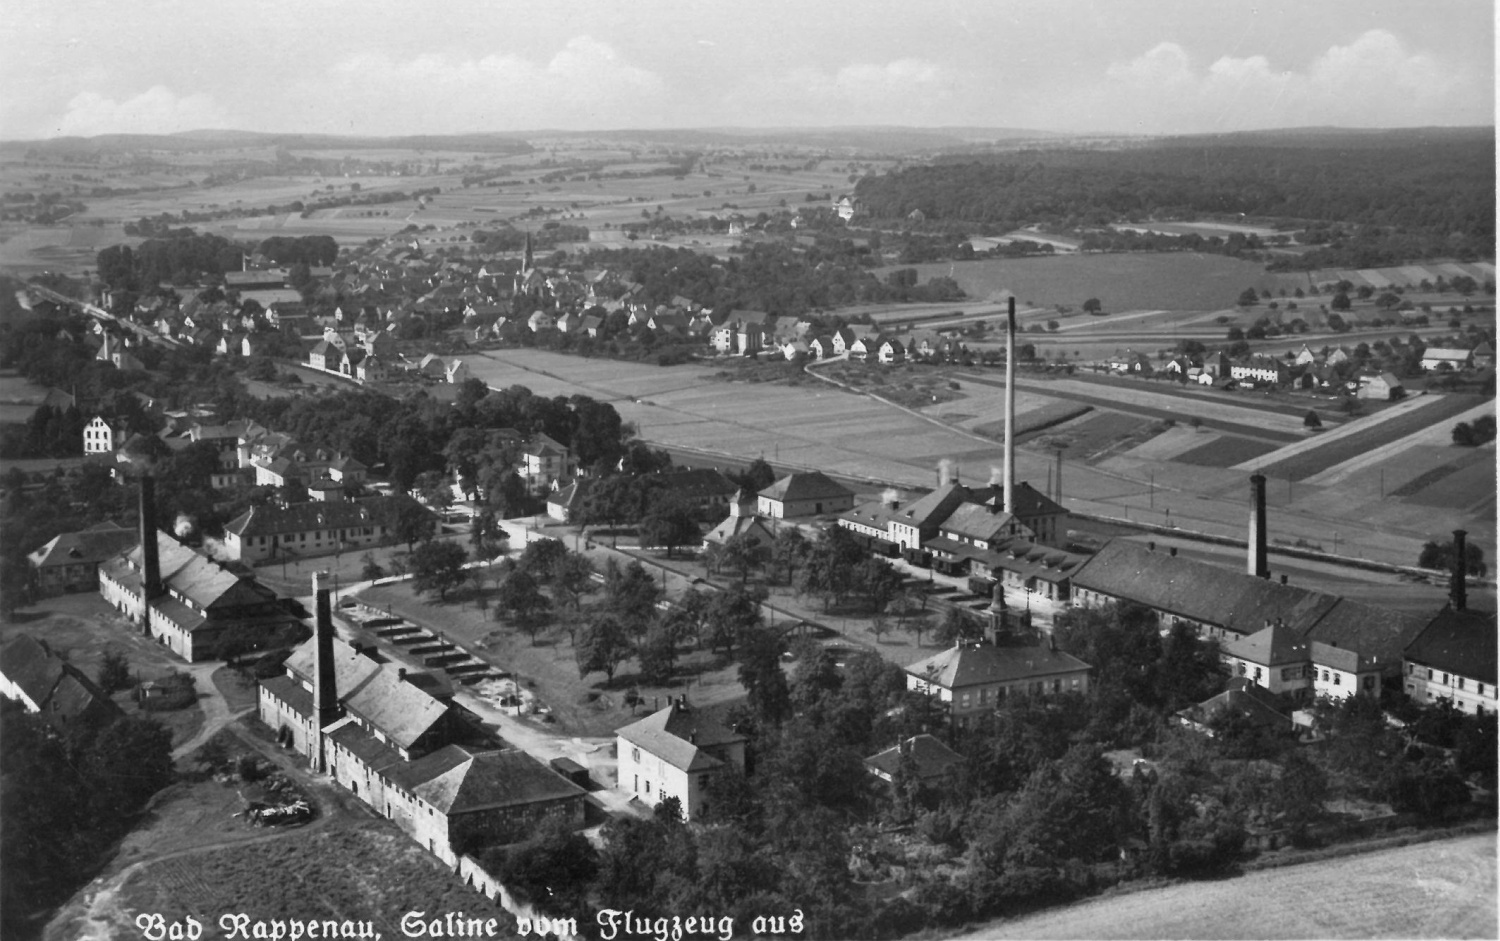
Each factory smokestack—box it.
[312,571,338,773]
[139,475,163,600]
[1055,448,1064,507]
[1248,473,1268,579]
[1003,296,1016,514]
[1451,529,1468,612]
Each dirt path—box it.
[169,662,247,759]
[953,832,1497,940]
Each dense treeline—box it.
[1,703,175,940]
[96,232,245,290]
[253,235,338,267]
[855,135,1494,267]
[580,243,963,317]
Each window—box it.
[1480,683,1487,697]
[631,747,640,762]
[1333,674,1340,686]
[1428,669,1434,680]
[1458,678,1466,691]
[1406,663,1413,675]
[1363,676,1375,690]
[1443,673,1450,685]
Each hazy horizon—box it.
[1,0,1493,141]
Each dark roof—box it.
[226,496,430,539]
[616,702,745,773]
[1223,620,1308,667]
[864,734,964,781]
[1405,606,1497,684]
[654,467,737,500]
[1305,599,1427,671]
[906,641,1091,689]
[403,746,586,814]
[284,634,449,751]
[1073,540,1340,638]
[759,471,854,504]
[28,522,137,570]
[0,634,120,724]
[885,482,973,531]
[1177,678,1290,731]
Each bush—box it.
[1303,410,1322,429]
[238,754,268,782]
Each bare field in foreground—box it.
[957,831,1497,940]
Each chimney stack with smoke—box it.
[1003,296,1016,514]
[1248,473,1268,579]
[881,488,901,508]
[139,475,163,600]
[1451,529,1468,612]
[312,571,338,774]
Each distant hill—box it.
[0,131,535,156]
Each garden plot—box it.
[1117,425,1222,462]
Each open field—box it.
[1310,261,1495,290]
[461,347,1493,565]
[1255,394,1488,481]
[957,831,1497,940]
[964,373,1308,441]
[876,253,1312,312]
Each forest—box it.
[854,130,1494,269]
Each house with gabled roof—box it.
[28,521,138,596]
[864,734,964,786]
[616,698,746,820]
[0,634,122,729]
[1421,347,1475,371]
[519,433,577,495]
[757,471,855,519]
[1403,606,1497,716]
[906,637,1091,729]
[1175,677,1291,737]
[223,495,432,564]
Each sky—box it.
[1,0,1493,139]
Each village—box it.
[2,251,1495,937]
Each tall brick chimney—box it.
[1003,296,1016,514]
[312,571,338,773]
[139,474,163,600]
[1248,473,1268,579]
[1451,529,1468,612]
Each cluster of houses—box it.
[1107,339,1495,399]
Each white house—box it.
[615,699,746,821]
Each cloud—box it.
[730,58,952,124]
[1088,30,1481,132]
[53,86,230,136]
[319,36,664,133]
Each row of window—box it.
[957,675,1083,709]
[1406,663,1490,697]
